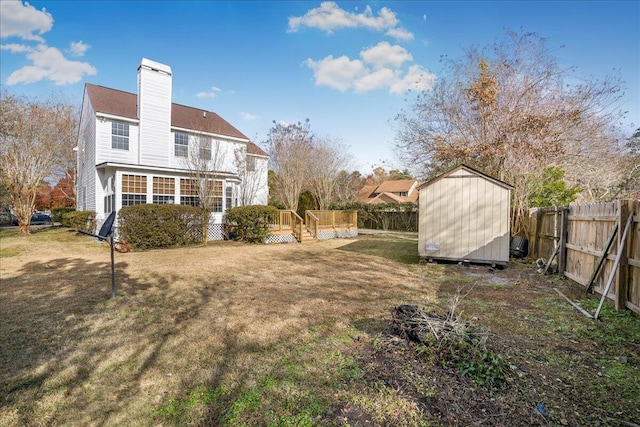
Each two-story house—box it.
[76,58,268,239]
[356,179,423,204]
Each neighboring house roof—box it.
[417,164,513,191]
[356,179,424,204]
[367,192,406,204]
[376,179,418,194]
[356,185,378,201]
[85,83,255,145]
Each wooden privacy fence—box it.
[529,199,639,314]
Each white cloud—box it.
[196,86,221,98]
[354,68,396,93]
[304,55,366,92]
[0,0,53,42]
[0,43,32,53]
[360,41,412,69]
[288,1,412,41]
[305,51,435,95]
[241,112,259,121]
[68,40,89,57]
[389,64,436,95]
[6,44,96,85]
[385,27,414,41]
[1,2,97,86]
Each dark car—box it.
[12,213,53,226]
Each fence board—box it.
[530,199,639,314]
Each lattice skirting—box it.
[318,229,358,240]
[265,233,297,244]
[207,223,225,241]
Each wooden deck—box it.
[267,210,357,243]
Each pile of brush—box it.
[390,304,482,346]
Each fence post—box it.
[530,208,543,259]
[558,207,569,275]
[615,200,631,310]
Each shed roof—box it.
[84,83,267,156]
[417,164,513,191]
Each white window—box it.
[199,139,212,160]
[112,122,129,150]
[153,177,175,204]
[225,186,233,210]
[246,156,256,172]
[175,133,188,157]
[180,178,199,206]
[122,174,147,206]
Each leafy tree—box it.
[0,90,78,234]
[51,173,76,208]
[529,166,581,207]
[35,183,53,210]
[297,190,316,218]
[395,30,629,234]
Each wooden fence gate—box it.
[529,199,639,314]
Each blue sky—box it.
[1,1,638,174]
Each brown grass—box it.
[0,228,435,426]
[1,227,638,426]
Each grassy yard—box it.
[0,227,638,426]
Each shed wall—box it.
[418,169,510,263]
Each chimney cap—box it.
[138,58,172,75]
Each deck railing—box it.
[307,210,357,229]
[305,211,319,238]
[268,210,357,242]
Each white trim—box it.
[170,125,249,143]
[97,113,139,124]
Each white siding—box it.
[76,90,97,212]
[95,119,140,165]
[138,59,172,167]
[418,166,511,264]
[252,157,269,205]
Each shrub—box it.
[225,205,278,243]
[118,204,202,250]
[62,210,96,232]
[51,207,75,223]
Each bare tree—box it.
[234,147,267,206]
[265,119,314,211]
[0,91,78,234]
[395,30,629,234]
[332,170,362,203]
[307,137,352,209]
[181,132,228,241]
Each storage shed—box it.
[418,164,513,265]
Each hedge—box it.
[117,204,202,250]
[225,205,279,243]
[51,207,75,223]
[61,210,96,232]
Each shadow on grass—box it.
[337,234,420,265]
[0,248,227,426]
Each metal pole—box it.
[110,233,116,298]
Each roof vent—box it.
[203,111,206,118]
